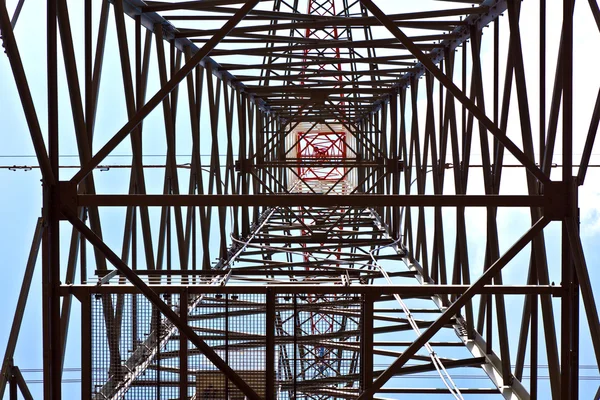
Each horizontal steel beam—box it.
[254,161,384,167]
[76,194,547,208]
[95,269,374,277]
[62,207,262,400]
[64,284,562,296]
[119,0,271,113]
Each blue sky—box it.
[1,0,600,398]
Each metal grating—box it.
[274,293,363,400]
[91,293,183,400]
[89,291,366,399]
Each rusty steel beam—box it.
[76,194,548,208]
[71,0,262,184]
[62,207,262,400]
[61,284,562,297]
[357,216,550,399]
[2,0,598,398]
[0,218,44,398]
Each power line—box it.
[0,154,233,158]
[0,152,599,158]
[3,164,600,171]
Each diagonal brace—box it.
[0,218,43,398]
[0,2,55,185]
[359,0,549,185]
[565,218,600,372]
[357,216,550,399]
[61,207,262,400]
[71,0,260,184]
[10,365,33,400]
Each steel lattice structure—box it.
[1,0,600,399]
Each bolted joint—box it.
[58,181,78,220]
[384,157,404,173]
[543,179,578,221]
[310,232,328,243]
[235,159,253,173]
[310,89,329,103]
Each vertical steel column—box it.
[84,0,91,128]
[80,295,91,400]
[532,4,545,397]
[561,0,578,398]
[361,294,374,391]
[43,0,61,397]
[225,294,230,399]
[0,218,43,398]
[266,289,276,399]
[8,366,16,400]
[180,289,189,398]
[293,294,298,398]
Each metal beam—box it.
[357,216,550,399]
[0,218,43,398]
[71,0,261,184]
[359,0,549,185]
[61,284,562,296]
[76,194,548,208]
[61,207,262,400]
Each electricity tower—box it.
[1,0,599,399]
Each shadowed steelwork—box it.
[0,0,599,399]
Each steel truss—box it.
[1,0,599,399]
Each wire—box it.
[1,152,599,158]
[365,217,464,400]
[227,201,467,397]
[4,163,600,171]
[0,154,233,158]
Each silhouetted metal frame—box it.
[2,0,600,398]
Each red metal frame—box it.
[300,0,345,116]
[296,131,347,181]
[300,222,342,377]
[303,0,343,76]
[298,2,347,376]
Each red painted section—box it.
[297,131,346,181]
[297,2,347,378]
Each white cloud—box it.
[580,170,600,236]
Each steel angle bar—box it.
[577,86,600,185]
[61,207,262,400]
[565,218,600,371]
[62,284,561,297]
[71,0,260,184]
[0,218,43,398]
[357,216,550,399]
[8,0,25,27]
[359,0,548,185]
[78,194,547,208]
[0,3,55,185]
